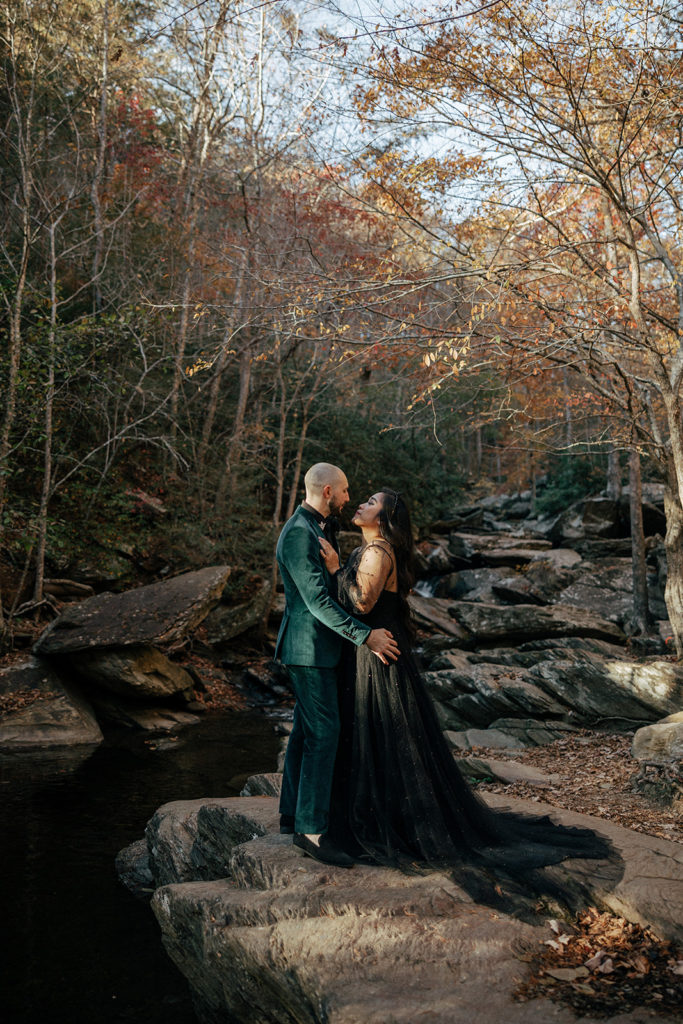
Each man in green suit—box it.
[276,462,399,867]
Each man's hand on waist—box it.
[365,628,400,665]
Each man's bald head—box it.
[305,463,345,496]
[304,463,349,515]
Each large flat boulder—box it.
[421,644,682,730]
[408,594,471,642]
[87,689,201,732]
[457,755,560,786]
[550,497,623,544]
[556,558,641,626]
[35,566,230,655]
[142,794,682,1024]
[68,645,194,700]
[435,566,515,602]
[144,796,279,885]
[449,601,625,645]
[0,657,103,750]
[203,577,272,646]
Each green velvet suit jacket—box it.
[274,505,371,667]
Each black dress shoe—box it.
[279,814,295,835]
[293,833,355,868]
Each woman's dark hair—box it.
[377,487,416,641]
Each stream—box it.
[1,712,281,1024]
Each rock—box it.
[449,664,569,727]
[238,663,291,707]
[521,561,579,604]
[423,660,571,729]
[449,601,626,645]
[500,499,532,520]
[632,712,683,765]
[551,497,623,544]
[431,703,474,732]
[417,634,471,662]
[268,592,286,625]
[530,548,583,569]
[451,532,551,553]
[203,577,272,645]
[416,539,467,573]
[69,552,138,590]
[454,728,527,750]
[407,594,471,642]
[445,533,477,563]
[67,645,194,699]
[443,729,473,751]
[88,692,200,732]
[145,796,279,886]
[529,658,683,726]
[35,565,230,655]
[516,636,628,660]
[430,506,485,531]
[143,794,683,1023]
[491,576,547,605]
[115,838,154,897]
[573,537,634,559]
[153,841,551,1024]
[426,648,476,673]
[487,718,580,747]
[240,772,283,797]
[437,567,515,602]
[423,641,681,730]
[481,547,548,567]
[0,657,103,750]
[556,558,635,626]
[457,756,559,786]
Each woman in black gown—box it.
[319,488,620,917]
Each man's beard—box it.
[328,496,345,517]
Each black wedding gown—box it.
[329,548,621,918]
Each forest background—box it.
[1,0,682,650]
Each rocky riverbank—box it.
[116,791,682,1024]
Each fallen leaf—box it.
[545,967,590,982]
[584,950,608,971]
[596,958,614,974]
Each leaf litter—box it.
[514,908,683,1017]
[469,731,682,844]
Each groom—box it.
[275,462,399,867]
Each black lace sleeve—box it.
[336,544,394,614]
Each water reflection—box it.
[0,713,280,1024]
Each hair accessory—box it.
[391,491,401,517]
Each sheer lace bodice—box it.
[335,542,397,616]
[329,544,621,919]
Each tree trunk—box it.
[197,247,249,479]
[606,448,621,501]
[168,2,233,460]
[628,449,649,635]
[33,223,58,604]
[663,477,683,657]
[90,0,109,314]
[562,368,573,446]
[0,21,36,637]
[215,343,252,515]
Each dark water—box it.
[0,713,281,1024]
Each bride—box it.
[318,487,619,916]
